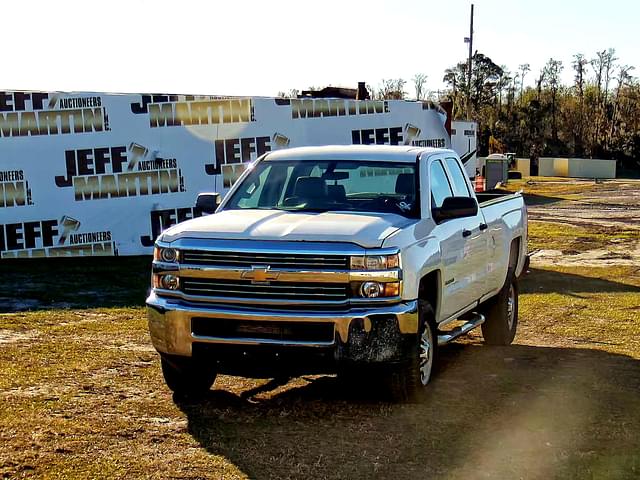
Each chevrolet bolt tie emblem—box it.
[241,265,280,284]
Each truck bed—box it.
[476,189,520,206]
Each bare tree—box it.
[591,49,618,151]
[276,88,300,98]
[412,73,428,100]
[536,69,545,102]
[609,64,635,148]
[378,78,407,100]
[543,58,564,143]
[572,54,589,155]
[518,63,530,102]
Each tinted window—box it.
[445,157,471,197]
[430,160,453,208]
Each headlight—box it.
[350,253,399,270]
[154,247,179,263]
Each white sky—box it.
[3,0,638,97]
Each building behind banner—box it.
[0,91,477,259]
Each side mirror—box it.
[433,196,478,223]
[195,192,221,214]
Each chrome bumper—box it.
[146,291,418,357]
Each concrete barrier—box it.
[533,158,616,178]
[514,158,530,177]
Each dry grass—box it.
[528,220,640,253]
[506,177,640,198]
[1,182,640,479]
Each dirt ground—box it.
[1,179,640,479]
[509,178,640,268]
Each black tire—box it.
[386,300,437,402]
[480,272,519,345]
[160,355,217,397]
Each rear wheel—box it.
[481,273,519,345]
[387,300,437,401]
[160,355,217,397]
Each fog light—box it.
[361,281,382,298]
[161,274,179,290]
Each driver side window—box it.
[430,160,453,209]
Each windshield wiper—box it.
[274,206,332,212]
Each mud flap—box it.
[337,316,414,365]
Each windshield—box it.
[223,160,420,218]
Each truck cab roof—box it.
[263,145,455,163]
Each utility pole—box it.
[464,4,474,121]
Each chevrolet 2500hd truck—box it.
[147,145,528,400]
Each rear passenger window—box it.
[445,157,471,197]
[430,160,453,209]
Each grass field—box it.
[1,180,640,479]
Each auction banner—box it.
[0,91,451,258]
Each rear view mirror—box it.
[322,171,349,181]
[195,192,221,214]
[433,196,478,223]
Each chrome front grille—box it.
[181,250,349,270]
[181,278,349,302]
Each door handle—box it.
[479,223,488,231]
[462,229,472,238]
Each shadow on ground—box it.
[176,343,640,479]
[521,192,568,206]
[521,268,640,295]
[0,256,150,311]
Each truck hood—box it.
[160,209,415,249]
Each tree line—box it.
[375,49,638,171]
[278,48,638,172]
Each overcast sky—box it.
[3,0,638,97]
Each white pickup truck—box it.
[147,145,528,400]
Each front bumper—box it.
[146,292,418,368]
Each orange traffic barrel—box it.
[474,175,485,192]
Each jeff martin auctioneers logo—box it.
[0,91,109,137]
[0,169,33,208]
[54,142,185,201]
[0,216,116,259]
[130,94,254,128]
[204,133,291,188]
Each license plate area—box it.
[191,318,335,344]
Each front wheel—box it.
[160,355,217,397]
[481,275,519,345]
[386,300,437,401]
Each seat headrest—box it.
[395,173,415,195]
[327,184,347,202]
[294,176,327,199]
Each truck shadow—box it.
[175,343,640,479]
[2,260,638,312]
[521,267,640,295]
[521,192,567,206]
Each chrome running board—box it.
[437,313,485,346]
